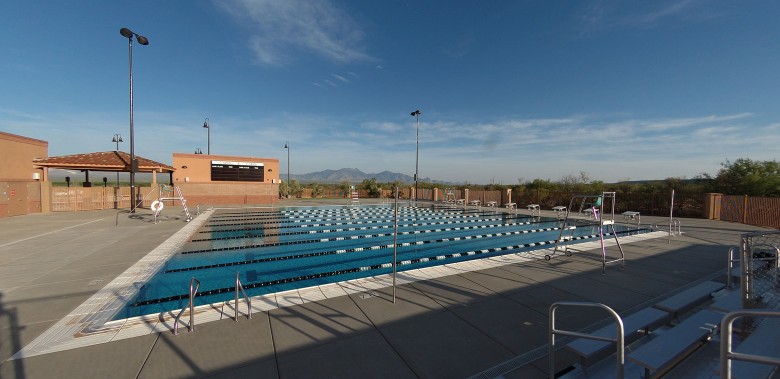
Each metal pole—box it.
[284,142,290,198]
[669,189,675,243]
[203,118,210,155]
[393,186,398,303]
[128,36,136,213]
[113,134,122,187]
[415,112,419,203]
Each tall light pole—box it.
[283,142,290,198]
[112,134,123,186]
[410,109,421,202]
[120,27,149,213]
[202,118,210,155]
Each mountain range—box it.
[290,168,436,184]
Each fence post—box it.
[742,195,749,224]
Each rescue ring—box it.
[151,200,164,212]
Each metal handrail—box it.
[720,309,780,379]
[234,272,252,321]
[726,246,740,289]
[549,301,625,379]
[173,277,200,335]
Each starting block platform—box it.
[622,211,640,225]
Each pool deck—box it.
[0,200,771,378]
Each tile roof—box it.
[34,151,175,172]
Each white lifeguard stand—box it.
[545,192,625,274]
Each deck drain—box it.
[359,292,378,299]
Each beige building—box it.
[0,131,49,217]
[171,153,280,206]
[0,131,282,218]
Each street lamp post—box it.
[283,142,290,198]
[119,27,149,213]
[202,118,210,155]
[112,134,123,186]
[410,109,421,202]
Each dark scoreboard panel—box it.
[210,161,264,182]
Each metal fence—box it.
[721,195,780,229]
[739,230,780,310]
[510,190,703,217]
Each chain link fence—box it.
[739,230,780,310]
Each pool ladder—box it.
[172,273,252,335]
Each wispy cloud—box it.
[217,0,374,66]
[2,107,774,183]
[579,0,721,33]
[331,73,349,83]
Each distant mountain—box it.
[291,168,437,184]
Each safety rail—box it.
[726,246,740,289]
[720,309,780,379]
[651,219,682,243]
[173,277,200,335]
[549,301,625,379]
[234,272,252,321]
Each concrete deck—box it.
[0,200,771,379]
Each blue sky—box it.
[2,1,779,184]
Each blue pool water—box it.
[113,204,649,319]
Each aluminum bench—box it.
[566,307,671,365]
[653,280,724,317]
[627,309,722,377]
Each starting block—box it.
[622,211,640,225]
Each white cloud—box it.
[2,107,775,184]
[331,73,349,83]
[218,0,374,66]
[579,0,721,33]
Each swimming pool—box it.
[113,204,649,319]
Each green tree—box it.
[338,180,352,198]
[310,182,324,198]
[290,179,303,198]
[361,178,381,198]
[279,181,289,198]
[715,158,780,196]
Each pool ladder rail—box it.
[173,273,252,335]
[154,184,192,224]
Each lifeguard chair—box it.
[545,192,625,274]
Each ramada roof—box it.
[34,151,175,173]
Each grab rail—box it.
[720,309,780,379]
[173,277,200,335]
[234,272,252,321]
[726,246,740,289]
[549,301,625,379]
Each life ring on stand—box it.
[151,200,164,212]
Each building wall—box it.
[170,153,280,206]
[172,153,279,183]
[0,131,48,181]
[0,131,48,218]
